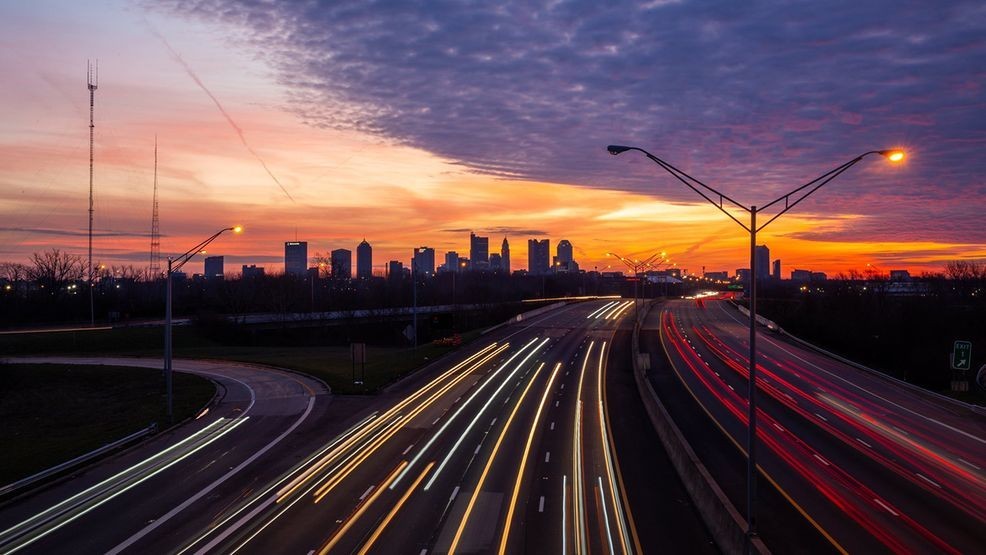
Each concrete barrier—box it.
[481,301,567,335]
[631,306,769,555]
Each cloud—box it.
[0,226,157,239]
[441,227,549,236]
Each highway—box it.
[646,298,985,553]
[0,301,712,554]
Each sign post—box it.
[351,342,367,385]
[950,340,972,392]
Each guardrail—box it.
[631,302,768,554]
[0,423,157,498]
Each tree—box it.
[0,262,29,282]
[27,249,84,292]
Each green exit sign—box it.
[951,340,972,371]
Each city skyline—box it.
[1,2,984,277]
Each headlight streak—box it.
[498,362,561,554]
[392,337,544,491]
[276,342,504,502]
[356,462,435,555]
[595,342,634,554]
[562,475,568,555]
[0,417,248,555]
[447,362,545,555]
[599,301,629,320]
[311,344,511,504]
[607,301,635,320]
[662,310,960,554]
[175,413,378,555]
[316,461,408,555]
[597,476,616,555]
[572,340,595,555]
[190,343,505,555]
[586,301,618,319]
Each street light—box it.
[164,225,242,421]
[608,144,903,544]
[608,250,668,321]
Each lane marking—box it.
[539,496,545,513]
[358,486,374,501]
[402,444,414,455]
[916,473,941,489]
[873,498,899,517]
[545,452,551,463]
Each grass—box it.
[0,363,215,485]
[0,326,485,394]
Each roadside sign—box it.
[951,340,972,371]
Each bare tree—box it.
[312,252,331,278]
[27,249,84,291]
[0,262,29,282]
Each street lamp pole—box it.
[608,144,904,545]
[164,225,242,421]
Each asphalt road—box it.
[645,298,986,553]
[0,301,712,554]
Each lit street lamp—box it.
[608,144,904,545]
[164,225,242,421]
[607,250,668,321]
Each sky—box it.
[1,0,984,276]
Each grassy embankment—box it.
[0,363,214,485]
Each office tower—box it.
[241,265,265,278]
[772,259,781,281]
[204,256,224,280]
[528,239,550,275]
[489,253,502,271]
[331,248,352,279]
[445,251,460,273]
[737,268,751,283]
[284,241,308,276]
[754,245,770,282]
[412,247,435,276]
[557,240,573,265]
[356,239,372,279]
[791,269,811,282]
[387,260,404,279]
[501,237,510,274]
[470,232,489,270]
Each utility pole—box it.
[150,136,161,278]
[87,60,98,326]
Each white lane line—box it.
[539,496,545,512]
[561,476,567,555]
[874,498,899,516]
[432,417,441,426]
[358,486,374,501]
[958,458,981,470]
[402,444,415,455]
[813,454,830,466]
[916,473,941,488]
[545,452,551,463]
[475,444,482,455]
[449,486,460,502]
[556,401,560,407]
[560,383,565,389]
[855,437,872,448]
[773,423,784,432]
[550,422,555,431]
[814,413,828,422]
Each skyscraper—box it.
[501,237,510,274]
[470,232,489,270]
[489,253,502,271]
[331,248,352,279]
[204,256,224,280]
[387,260,404,279]
[285,241,308,276]
[754,245,770,282]
[557,240,573,265]
[772,259,781,281]
[445,251,460,273]
[413,247,435,276]
[356,239,372,279]
[528,239,550,275]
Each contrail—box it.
[149,26,295,202]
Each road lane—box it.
[651,298,985,553]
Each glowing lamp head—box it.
[880,150,905,162]
[232,226,243,234]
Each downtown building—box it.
[356,239,372,279]
[528,239,550,275]
[470,232,489,271]
[284,241,308,276]
[331,248,352,279]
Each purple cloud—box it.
[147,0,986,243]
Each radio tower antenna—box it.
[150,136,161,278]
[87,60,98,327]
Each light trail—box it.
[316,462,407,555]
[595,342,633,554]
[0,417,248,555]
[572,340,595,555]
[423,337,549,489]
[586,301,618,319]
[608,300,635,320]
[498,362,562,554]
[562,475,568,555]
[357,462,435,554]
[447,363,545,554]
[599,301,629,320]
[598,476,616,555]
